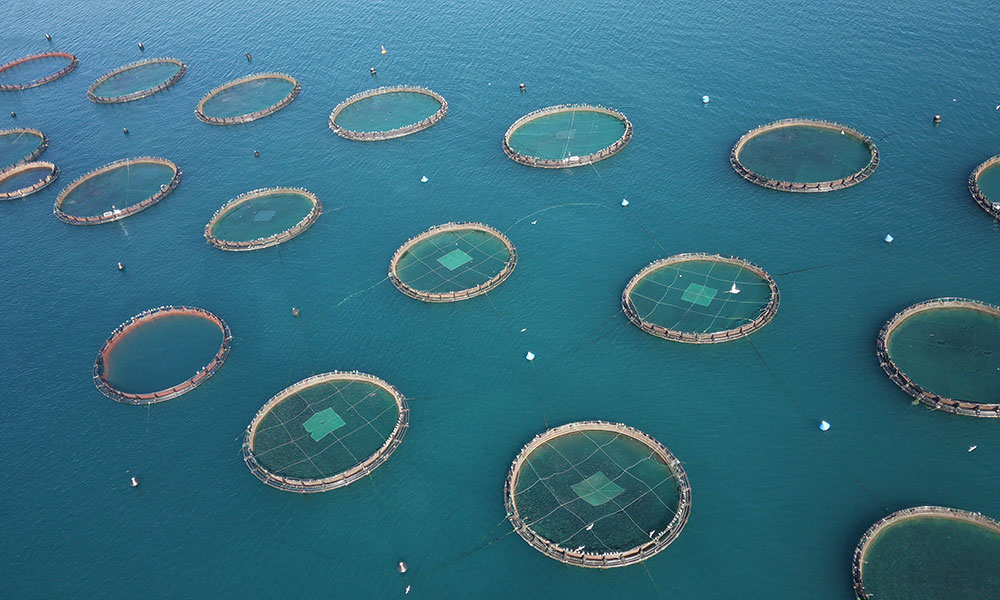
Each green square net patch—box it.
[571,471,625,507]
[303,408,346,442]
[680,282,718,307]
[437,248,474,271]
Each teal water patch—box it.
[395,229,510,293]
[681,282,718,306]
[60,162,175,217]
[507,109,626,160]
[91,61,181,98]
[103,313,222,395]
[437,248,473,270]
[863,516,1000,600]
[210,192,313,242]
[303,407,346,441]
[739,125,872,183]
[200,77,295,119]
[0,131,44,170]
[334,91,442,133]
[977,162,1000,206]
[571,471,625,507]
[886,307,1000,403]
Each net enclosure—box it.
[195,73,300,125]
[53,156,181,225]
[877,297,1000,417]
[968,154,1000,220]
[328,86,448,141]
[243,371,409,493]
[852,506,1000,600]
[504,421,691,568]
[0,52,78,91]
[0,128,48,169]
[93,305,232,405]
[87,57,187,104]
[503,104,633,168]
[623,253,780,343]
[731,118,879,192]
[204,187,321,251]
[389,221,517,302]
[0,161,59,200]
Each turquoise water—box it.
[394,228,510,293]
[862,516,1000,600]
[977,161,1000,205]
[0,129,45,168]
[886,307,1000,403]
[103,313,224,394]
[91,60,181,99]
[200,76,295,119]
[334,91,443,133]
[3,0,1000,598]
[58,161,174,217]
[209,191,315,243]
[738,125,873,183]
[0,165,51,194]
[507,109,627,160]
[0,54,72,87]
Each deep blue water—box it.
[2,0,999,598]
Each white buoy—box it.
[420,176,428,183]
[525,351,535,361]
[884,233,894,243]
[397,561,408,573]
[701,95,710,104]
[621,198,629,207]
[130,476,140,487]
[819,420,831,431]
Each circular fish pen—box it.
[87,57,187,104]
[194,73,300,125]
[0,161,58,200]
[0,128,47,169]
[852,506,1000,600]
[622,253,780,343]
[0,52,78,91]
[93,306,232,405]
[731,119,879,192]
[968,155,1000,219]
[504,421,691,568]
[243,371,409,493]
[53,156,181,225]
[388,222,517,302]
[328,86,448,141]
[204,187,321,251]
[502,104,633,168]
[877,297,1000,417]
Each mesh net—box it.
[59,160,175,218]
[200,76,296,120]
[333,91,442,133]
[0,129,45,169]
[628,258,773,335]
[394,228,511,294]
[512,429,681,555]
[0,54,72,87]
[250,378,401,481]
[976,162,1000,207]
[90,60,182,99]
[886,306,1000,403]
[0,164,52,195]
[507,109,627,160]
[209,191,314,243]
[738,125,872,183]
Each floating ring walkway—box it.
[204,187,322,251]
[388,221,517,302]
[968,155,1000,220]
[194,73,300,125]
[53,156,181,225]
[93,305,232,405]
[0,128,48,166]
[502,104,633,168]
[504,421,691,568]
[731,118,879,192]
[328,85,448,141]
[86,57,187,104]
[0,161,59,200]
[0,52,78,91]
[622,253,780,343]
[243,371,410,493]
[877,297,1000,417]
[852,506,1000,600]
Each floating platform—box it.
[502,104,633,169]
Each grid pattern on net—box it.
[514,431,679,554]
[251,380,399,480]
[395,230,510,293]
[630,260,772,334]
[509,110,623,160]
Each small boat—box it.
[585,523,594,531]
[969,445,977,452]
